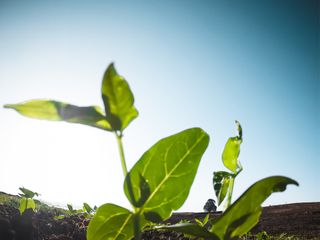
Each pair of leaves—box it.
[213,171,233,205]
[18,187,39,199]
[213,121,243,206]
[18,187,39,215]
[19,198,36,215]
[4,63,138,132]
[159,176,298,240]
[87,128,210,240]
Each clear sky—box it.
[0,0,319,212]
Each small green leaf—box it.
[125,173,151,208]
[213,171,232,205]
[87,203,139,240]
[4,100,112,131]
[18,187,39,199]
[210,176,298,239]
[157,223,219,239]
[222,121,243,173]
[67,204,74,212]
[235,120,242,140]
[222,137,242,173]
[83,202,94,214]
[124,128,209,221]
[19,198,36,214]
[101,63,138,131]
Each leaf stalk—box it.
[115,132,128,177]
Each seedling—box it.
[195,213,210,227]
[55,203,97,220]
[5,63,298,239]
[213,120,243,209]
[18,187,39,215]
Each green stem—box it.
[115,131,141,240]
[226,167,243,209]
[133,213,142,240]
[115,132,128,177]
[226,178,234,209]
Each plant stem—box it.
[133,213,142,240]
[226,167,243,209]
[115,132,141,240]
[115,132,128,177]
[226,177,234,209]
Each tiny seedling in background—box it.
[18,187,39,215]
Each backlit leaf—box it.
[101,63,138,131]
[210,176,298,239]
[222,137,241,173]
[87,203,137,240]
[19,198,36,214]
[222,121,243,173]
[213,171,232,205]
[4,100,112,131]
[124,128,209,221]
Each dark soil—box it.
[0,201,319,240]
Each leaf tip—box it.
[3,104,14,109]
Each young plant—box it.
[18,187,39,215]
[5,63,298,240]
[213,120,243,209]
[158,123,298,239]
[4,64,209,239]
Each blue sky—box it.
[0,0,319,211]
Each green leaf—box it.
[235,120,242,140]
[124,128,209,221]
[18,187,39,199]
[210,176,298,239]
[101,63,138,131]
[222,121,243,173]
[157,223,219,239]
[19,197,36,214]
[83,202,94,214]
[213,171,232,205]
[67,204,74,212]
[4,100,112,131]
[222,137,241,173]
[125,173,151,208]
[87,203,138,240]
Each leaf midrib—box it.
[141,132,206,212]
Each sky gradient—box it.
[0,0,319,211]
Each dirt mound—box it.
[0,201,319,239]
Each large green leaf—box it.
[87,203,137,240]
[124,128,209,221]
[101,63,138,131]
[4,100,112,131]
[210,176,298,239]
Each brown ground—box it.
[0,200,319,239]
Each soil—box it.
[0,200,319,240]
